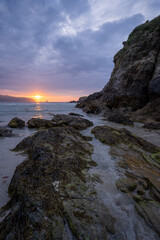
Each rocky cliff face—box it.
[77,16,160,120]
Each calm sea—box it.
[0,102,80,126]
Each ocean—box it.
[0,102,80,126]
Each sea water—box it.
[0,102,79,125]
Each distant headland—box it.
[0,95,35,103]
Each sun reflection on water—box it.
[35,103,43,118]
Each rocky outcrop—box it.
[0,127,13,137]
[77,16,160,121]
[92,125,160,235]
[27,115,93,130]
[106,112,133,125]
[131,98,160,123]
[52,114,93,130]
[0,127,115,239]
[27,118,56,128]
[8,117,25,128]
[69,100,77,103]
[76,92,102,114]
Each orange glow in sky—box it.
[0,89,80,102]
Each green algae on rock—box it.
[8,117,25,128]
[0,126,114,240]
[92,125,159,153]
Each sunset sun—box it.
[34,95,42,102]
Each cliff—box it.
[76,16,160,121]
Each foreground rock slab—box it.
[52,114,93,130]
[92,125,160,236]
[8,117,25,128]
[0,126,114,240]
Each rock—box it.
[133,194,144,203]
[68,112,83,117]
[91,125,159,152]
[78,96,88,102]
[137,189,145,195]
[91,124,160,234]
[148,76,160,99]
[8,117,25,128]
[76,92,102,114]
[116,178,137,193]
[0,127,13,137]
[27,118,56,128]
[76,16,160,120]
[69,100,77,103]
[0,127,115,239]
[143,122,160,130]
[131,99,160,123]
[82,136,93,142]
[52,114,93,130]
[138,179,149,190]
[27,115,93,130]
[107,112,133,125]
[135,201,160,234]
[83,103,101,114]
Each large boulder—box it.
[0,127,115,239]
[27,118,56,128]
[8,117,25,128]
[52,114,93,130]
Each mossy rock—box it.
[127,15,160,44]
[116,178,137,193]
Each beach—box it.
[0,102,160,239]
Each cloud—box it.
[0,0,159,98]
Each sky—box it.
[0,0,160,101]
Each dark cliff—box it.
[77,16,160,120]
